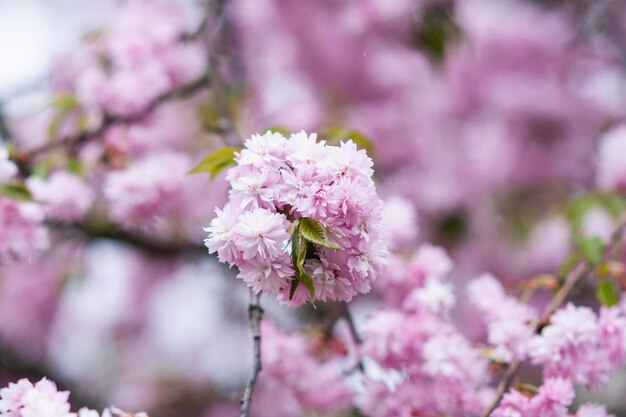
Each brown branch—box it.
[478,214,626,417]
[342,306,365,373]
[0,103,11,141]
[12,74,211,174]
[204,0,241,147]
[47,220,208,257]
[240,290,263,417]
[179,18,208,42]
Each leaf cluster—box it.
[289,218,340,305]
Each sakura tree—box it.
[0,0,626,417]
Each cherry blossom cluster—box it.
[0,378,147,417]
[469,275,626,389]
[251,322,353,417]
[205,130,387,304]
[54,0,206,118]
[529,303,626,388]
[104,152,194,227]
[597,125,626,193]
[0,148,49,262]
[358,248,493,417]
[494,378,613,417]
[27,171,94,223]
[252,235,626,417]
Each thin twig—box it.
[342,306,365,373]
[179,17,208,42]
[0,103,11,141]
[204,0,240,147]
[478,214,626,417]
[240,290,263,417]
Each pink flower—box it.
[468,274,537,361]
[27,171,94,222]
[206,130,387,302]
[529,304,626,388]
[104,152,191,226]
[494,378,574,417]
[252,322,353,417]
[204,204,242,265]
[0,378,70,417]
[576,403,614,417]
[0,148,17,183]
[596,125,626,192]
[238,256,294,294]
[232,209,290,261]
[381,196,418,251]
[0,197,49,263]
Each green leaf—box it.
[264,126,291,136]
[32,158,53,178]
[187,146,240,178]
[0,182,33,201]
[289,278,300,300]
[292,224,307,271]
[290,224,315,304]
[558,252,580,278]
[320,127,375,157]
[67,158,84,175]
[296,267,315,305]
[299,217,340,250]
[565,195,594,235]
[596,192,626,218]
[51,94,80,109]
[578,236,604,266]
[597,278,620,307]
[413,4,461,61]
[48,94,81,141]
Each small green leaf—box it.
[290,224,316,304]
[596,192,626,218]
[67,158,84,175]
[0,182,33,201]
[289,277,300,300]
[187,146,240,178]
[597,278,620,307]
[33,158,53,178]
[292,225,307,271]
[51,94,80,109]
[296,267,315,305]
[264,126,291,136]
[578,236,604,266]
[48,94,81,141]
[299,217,340,250]
[564,194,595,235]
[413,3,461,61]
[320,127,375,157]
[558,252,580,278]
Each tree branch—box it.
[240,290,263,417]
[0,103,11,142]
[342,306,365,373]
[204,0,241,147]
[47,221,208,257]
[179,18,209,42]
[11,74,211,174]
[478,214,626,417]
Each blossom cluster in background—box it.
[0,378,147,417]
